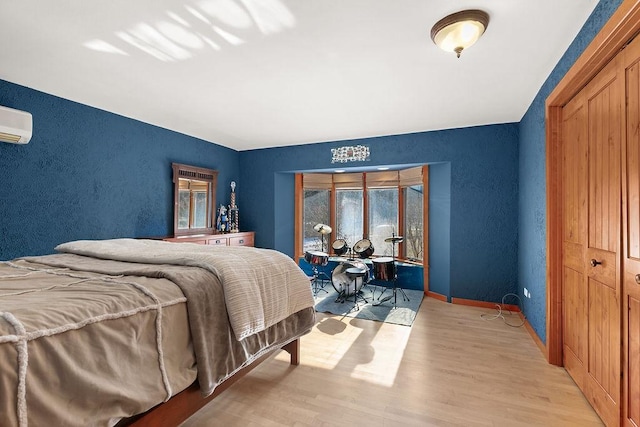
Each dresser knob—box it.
[590,259,602,267]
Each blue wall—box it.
[0,79,240,260]
[518,0,623,344]
[240,124,519,304]
[429,162,451,299]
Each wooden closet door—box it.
[562,88,588,388]
[562,53,623,427]
[622,34,640,427]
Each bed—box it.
[0,239,316,426]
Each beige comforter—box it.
[55,239,314,340]
[0,242,316,427]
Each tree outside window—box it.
[303,189,330,253]
[336,189,363,249]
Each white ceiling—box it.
[0,1,599,151]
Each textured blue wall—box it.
[240,124,519,303]
[518,0,623,343]
[429,162,451,299]
[274,172,295,256]
[0,79,240,260]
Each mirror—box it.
[172,163,218,236]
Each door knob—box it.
[590,259,602,267]
[635,274,640,285]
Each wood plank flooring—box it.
[181,297,603,426]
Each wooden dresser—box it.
[163,231,254,247]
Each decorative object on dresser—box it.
[216,204,228,232]
[228,181,239,233]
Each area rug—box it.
[313,285,423,327]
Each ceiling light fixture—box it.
[430,9,489,58]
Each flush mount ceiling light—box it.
[431,9,489,58]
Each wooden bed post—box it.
[283,338,300,365]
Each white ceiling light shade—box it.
[431,10,489,58]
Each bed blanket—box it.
[55,238,315,341]
[1,255,316,426]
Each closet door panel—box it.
[564,265,588,366]
[584,55,622,427]
[562,91,589,385]
[587,278,619,394]
[623,34,640,427]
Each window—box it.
[303,189,330,253]
[297,166,426,263]
[368,188,398,257]
[404,185,423,260]
[301,173,332,253]
[336,189,363,248]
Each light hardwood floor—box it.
[181,297,603,426]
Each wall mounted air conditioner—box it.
[0,105,32,144]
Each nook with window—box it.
[295,165,427,265]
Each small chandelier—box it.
[431,9,489,58]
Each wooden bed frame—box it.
[117,339,300,426]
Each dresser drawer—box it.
[206,237,228,246]
[229,234,253,246]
